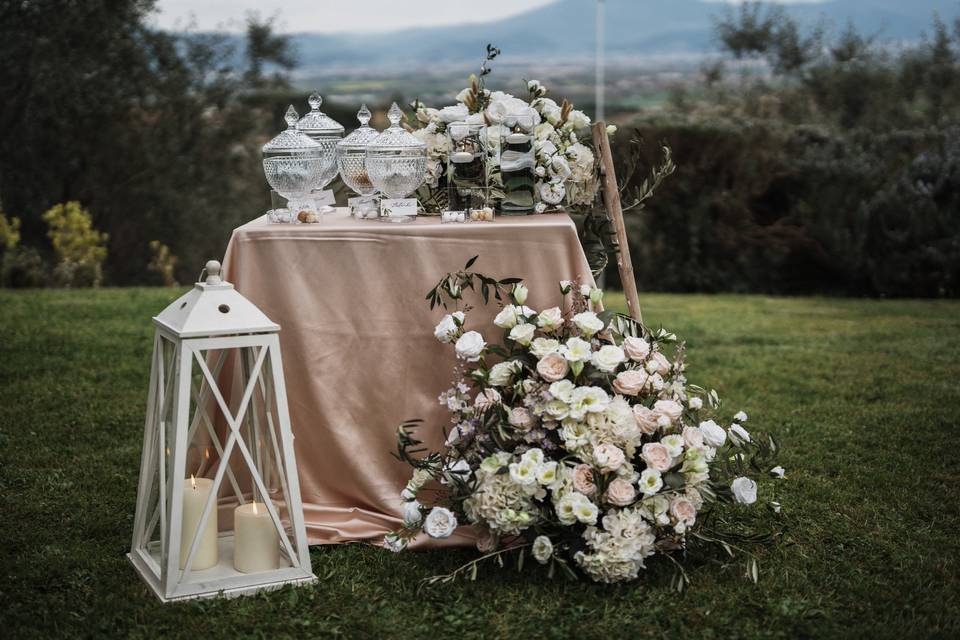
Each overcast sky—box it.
[150,0,826,34]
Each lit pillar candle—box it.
[233,502,280,573]
[179,475,219,570]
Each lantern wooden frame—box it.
[128,262,316,602]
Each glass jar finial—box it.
[387,102,402,127]
[308,92,322,111]
[357,104,371,127]
[284,105,299,128]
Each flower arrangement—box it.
[407,45,614,212]
[389,258,784,586]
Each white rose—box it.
[699,420,726,447]
[530,337,562,359]
[509,323,536,346]
[535,122,555,141]
[402,500,423,526]
[539,180,566,205]
[383,533,407,552]
[731,477,758,505]
[729,424,751,444]
[591,345,626,373]
[513,283,529,305]
[423,506,458,538]
[532,535,553,564]
[438,104,469,123]
[567,109,591,129]
[572,311,604,337]
[548,379,576,403]
[606,124,617,135]
[549,155,572,180]
[688,397,703,410]
[433,311,464,343]
[488,360,520,386]
[494,305,521,329]
[455,331,486,362]
[455,88,471,102]
[562,337,593,363]
[734,411,748,422]
[537,306,564,332]
[770,466,786,479]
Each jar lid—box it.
[367,103,427,152]
[337,104,380,151]
[296,92,345,136]
[263,106,322,153]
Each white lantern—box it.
[128,260,316,602]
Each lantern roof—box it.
[153,260,280,338]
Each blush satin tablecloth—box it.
[221,209,594,547]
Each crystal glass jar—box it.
[499,112,538,214]
[336,104,379,200]
[365,103,427,220]
[296,92,344,206]
[262,106,326,220]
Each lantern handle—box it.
[198,260,223,286]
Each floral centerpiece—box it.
[388,258,784,586]
[407,45,615,213]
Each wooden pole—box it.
[592,121,643,324]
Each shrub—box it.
[41,202,108,287]
[0,212,21,250]
[147,240,179,287]
[1,246,48,288]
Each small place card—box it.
[311,189,336,206]
[349,196,379,219]
[381,198,418,218]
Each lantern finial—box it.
[204,260,222,285]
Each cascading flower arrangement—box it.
[407,45,615,212]
[388,257,785,586]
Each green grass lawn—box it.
[2,288,959,639]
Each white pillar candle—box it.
[179,476,219,571]
[233,502,280,573]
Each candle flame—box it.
[252,502,259,515]
[204,448,210,460]
[190,474,197,490]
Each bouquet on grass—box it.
[388,258,785,586]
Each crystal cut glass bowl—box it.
[337,104,380,198]
[296,92,344,194]
[262,106,326,217]
[365,103,427,199]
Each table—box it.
[221,209,595,547]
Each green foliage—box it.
[42,202,108,287]
[2,289,960,637]
[0,211,21,250]
[0,245,47,288]
[0,1,301,285]
[146,240,179,287]
[608,11,960,297]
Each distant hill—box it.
[286,0,960,71]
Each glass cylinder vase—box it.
[498,113,537,215]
